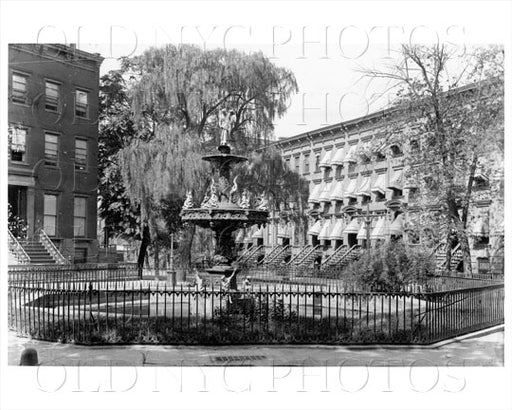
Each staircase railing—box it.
[238,245,264,265]
[321,244,348,267]
[236,246,255,263]
[336,244,361,268]
[37,228,70,265]
[434,242,461,273]
[265,245,291,265]
[268,245,291,263]
[286,245,312,265]
[294,244,322,266]
[8,230,30,264]
[259,245,282,264]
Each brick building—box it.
[238,82,504,275]
[8,44,103,263]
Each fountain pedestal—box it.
[181,144,269,289]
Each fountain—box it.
[180,110,269,289]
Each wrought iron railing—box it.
[8,230,30,264]
[7,275,504,345]
[237,245,265,265]
[321,244,348,267]
[37,228,70,264]
[286,245,313,265]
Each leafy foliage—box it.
[362,45,504,275]
[99,45,298,268]
[345,241,435,291]
[8,203,27,239]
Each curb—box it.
[342,324,504,350]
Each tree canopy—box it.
[100,44,299,268]
[362,45,504,275]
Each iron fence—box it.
[242,265,504,290]
[8,277,504,345]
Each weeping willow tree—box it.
[116,44,298,269]
[234,147,310,244]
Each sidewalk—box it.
[7,328,504,367]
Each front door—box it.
[8,185,27,223]
[348,233,357,247]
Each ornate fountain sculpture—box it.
[180,110,269,289]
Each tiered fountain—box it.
[180,110,269,289]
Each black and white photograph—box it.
[1,1,510,410]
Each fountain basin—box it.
[181,207,268,230]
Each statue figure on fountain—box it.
[219,108,236,146]
[218,176,231,203]
[205,178,220,208]
[200,193,210,208]
[229,175,238,203]
[256,193,269,211]
[239,189,250,209]
[182,190,194,209]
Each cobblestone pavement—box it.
[7,329,503,367]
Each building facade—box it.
[8,44,103,263]
[241,89,504,275]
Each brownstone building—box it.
[8,44,103,263]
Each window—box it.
[315,155,320,172]
[304,154,310,174]
[474,235,489,249]
[44,132,59,165]
[9,126,27,162]
[285,158,291,169]
[474,176,489,191]
[45,81,60,112]
[391,188,403,199]
[75,89,89,118]
[390,144,403,157]
[375,151,386,161]
[375,191,386,202]
[294,157,300,174]
[477,257,490,274]
[12,73,28,104]
[74,248,88,264]
[43,194,58,236]
[74,197,87,237]
[335,166,342,179]
[408,188,418,202]
[75,139,88,170]
[361,195,371,205]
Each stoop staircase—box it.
[434,242,463,274]
[321,245,348,268]
[18,240,56,264]
[293,244,323,268]
[8,228,69,265]
[323,244,361,270]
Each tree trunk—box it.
[137,225,151,277]
[179,224,196,273]
[444,227,453,274]
[454,218,473,277]
[154,241,160,278]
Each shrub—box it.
[345,241,435,291]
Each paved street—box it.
[8,327,504,367]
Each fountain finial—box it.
[219,108,236,146]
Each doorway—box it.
[8,185,27,222]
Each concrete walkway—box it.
[8,328,504,367]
